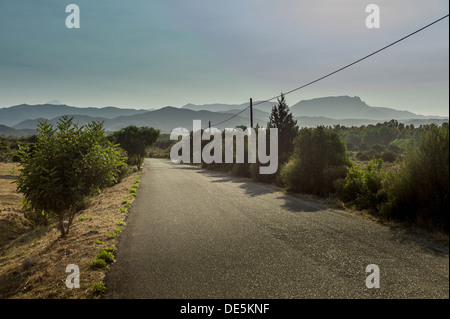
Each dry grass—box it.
[0,162,141,299]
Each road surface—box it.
[104,158,449,298]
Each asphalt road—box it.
[104,158,449,299]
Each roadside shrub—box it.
[90,259,108,269]
[121,200,132,207]
[281,126,352,196]
[380,125,449,233]
[96,250,114,263]
[102,247,117,253]
[92,282,106,294]
[342,158,386,210]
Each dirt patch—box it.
[0,162,141,299]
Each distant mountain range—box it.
[0,96,447,136]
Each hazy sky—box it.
[0,0,448,116]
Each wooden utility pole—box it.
[250,98,253,128]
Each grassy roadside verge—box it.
[0,162,141,299]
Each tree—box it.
[110,126,160,170]
[267,93,299,164]
[16,117,125,237]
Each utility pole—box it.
[250,98,253,128]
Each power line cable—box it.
[207,14,449,128]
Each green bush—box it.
[96,250,115,263]
[90,259,108,269]
[107,227,122,239]
[121,200,132,207]
[92,282,106,294]
[380,125,449,232]
[15,117,125,237]
[102,247,117,253]
[281,126,351,196]
[342,158,386,210]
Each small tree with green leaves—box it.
[16,116,125,238]
[110,126,160,170]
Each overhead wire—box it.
[206,14,449,129]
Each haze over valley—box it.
[1,95,448,136]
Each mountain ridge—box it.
[0,103,149,127]
[1,96,448,136]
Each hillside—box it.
[0,104,149,127]
[289,96,430,120]
[104,107,252,132]
[182,101,276,113]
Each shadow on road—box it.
[277,194,324,213]
[197,170,277,197]
[176,164,329,209]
